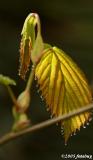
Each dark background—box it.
[0,0,93,160]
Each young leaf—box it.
[35,46,92,142]
[0,74,16,86]
[31,31,44,63]
[19,38,32,79]
[19,14,36,79]
[19,13,44,79]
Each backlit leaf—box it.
[31,31,44,63]
[0,74,16,86]
[19,13,44,79]
[19,38,32,79]
[19,14,36,79]
[35,46,92,142]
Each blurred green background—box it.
[0,0,93,160]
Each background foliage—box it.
[0,0,93,160]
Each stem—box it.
[25,64,36,91]
[0,102,93,146]
[6,86,19,108]
[7,64,36,109]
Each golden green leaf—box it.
[19,38,32,79]
[0,74,16,86]
[19,13,44,79]
[19,14,36,79]
[35,46,92,142]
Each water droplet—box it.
[61,132,64,136]
[35,76,37,81]
[61,129,64,135]
[89,117,92,122]
[61,131,64,134]
[37,89,40,93]
[83,126,86,129]
[61,126,63,130]
[40,95,44,101]
[74,132,76,135]
[50,115,53,119]
[46,107,49,111]
[32,65,35,69]
[87,122,89,126]
[65,143,67,146]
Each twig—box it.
[26,64,36,91]
[6,86,20,109]
[0,103,93,146]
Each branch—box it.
[25,64,36,91]
[0,103,93,146]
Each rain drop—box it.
[74,132,76,136]
[83,126,86,129]
[32,65,35,69]
[89,117,92,122]
[40,95,44,101]
[40,95,42,98]
[61,131,64,135]
[50,115,53,119]
[35,76,37,81]
[46,108,49,111]
[37,89,40,93]
[61,132,64,136]
[61,129,64,135]
[86,122,89,126]
[65,143,67,146]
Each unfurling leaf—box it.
[31,31,44,63]
[35,46,92,142]
[19,38,32,79]
[19,14,35,79]
[0,74,16,86]
[19,13,44,79]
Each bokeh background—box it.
[0,0,93,160]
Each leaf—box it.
[31,32,44,63]
[19,38,32,79]
[0,74,16,86]
[44,43,52,50]
[35,46,92,142]
[19,13,44,79]
[19,14,36,79]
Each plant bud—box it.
[16,90,30,113]
[12,113,30,131]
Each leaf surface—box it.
[35,46,92,142]
[19,13,44,79]
[19,14,36,79]
[0,74,16,86]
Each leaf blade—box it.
[35,46,92,142]
[0,74,16,86]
